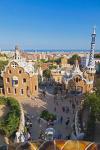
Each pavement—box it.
[20,85,82,140]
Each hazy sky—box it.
[0,0,100,49]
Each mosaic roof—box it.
[8,140,100,150]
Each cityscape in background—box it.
[0,0,100,150]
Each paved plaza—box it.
[20,85,82,140]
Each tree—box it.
[68,54,81,65]
[0,60,8,73]
[54,58,61,64]
[43,69,51,79]
[94,54,100,58]
[84,93,100,121]
[0,97,20,137]
[49,65,57,70]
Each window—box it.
[7,78,10,83]
[19,70,22,74]
[7,87,11,93]
[12,76,18,86]
[23,78,26,83]
[9,70,11,74]
[21,89,24,95]
[12,80,18,86]
[11,62,18,68]
[35,85,37,91]
[14,88,16,94]
[76,77,78,82]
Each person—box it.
[54,107,56,112]
[65,119,70,126]
[67,134,70,139]
[58,133,62,139]
[60,116,63,124]
[62,106,65,112]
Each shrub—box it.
[40,110,56,121]
[0,97,20,137]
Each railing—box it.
[74,99,85,138]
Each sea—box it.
[1,49,100,53]
[24,49,100,53]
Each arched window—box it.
[19,70,22,74]
[76,77,78,82]
[8,70,11,74]
[35,85,37,91]
[23,78,26,83]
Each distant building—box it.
[1,46,38,99]
[61,55,68,68]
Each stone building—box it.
[1,46,38,99]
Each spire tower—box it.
[88,26,96,68]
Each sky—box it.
[0,0,100,50]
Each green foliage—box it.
[84,93,100,121]
[43,69,51,78]
[54,58,61,64]
[94,74,100,92]
[0,97,20,137]
[84,93,100,140]
[49,65,57,70]
[85,112,96,141]
[37,59,47,63]
[68,54,80,65]
[40,110,56,121]
[94,54,100,58]
[0,60,8,73]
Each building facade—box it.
[1,46,38,99]
[62,27,96,94]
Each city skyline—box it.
[0,0,100,49]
